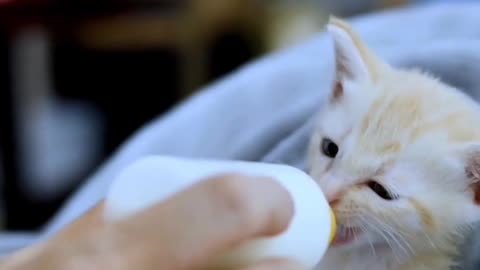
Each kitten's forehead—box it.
[317,79,375,141]
[357,70,480,156]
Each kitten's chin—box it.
[330,225,363,248]
[329,226,389,252]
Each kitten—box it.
[308,17,480,270]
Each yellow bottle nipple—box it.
[328,208,337,244]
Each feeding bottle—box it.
[103,156,336,269]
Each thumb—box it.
[236,258,307,270]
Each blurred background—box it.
[0,0,473,231]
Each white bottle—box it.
[103,156,336,269]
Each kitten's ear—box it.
[459,146,480,205]
[326,17,388,99]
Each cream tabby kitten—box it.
[308,17,480,270]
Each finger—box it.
[53,201,106,241]
[238,258,307,270]
[1,202,109,270]
[106,174,295,270]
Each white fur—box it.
[310,19,480,270]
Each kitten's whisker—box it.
[358,222,377,258]
[335,208,415,261]
[386,214,413,238]
[378,215,416,256]
[419,228,438,251]
[372,208,408,236]
[357,215,401,262]
[386,227,414,259]
[365,209,415,257]
[349,226,356,241]
[346,210,360,248]
[378,223,414,257]
[359,212,413,260]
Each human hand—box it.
[1,174,306,270]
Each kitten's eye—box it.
[367,180,397,200]
[321,138,339,158]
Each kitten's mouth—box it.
[331,225,362,246]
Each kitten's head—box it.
[309,17,480,259]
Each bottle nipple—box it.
[328,208,337,244]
